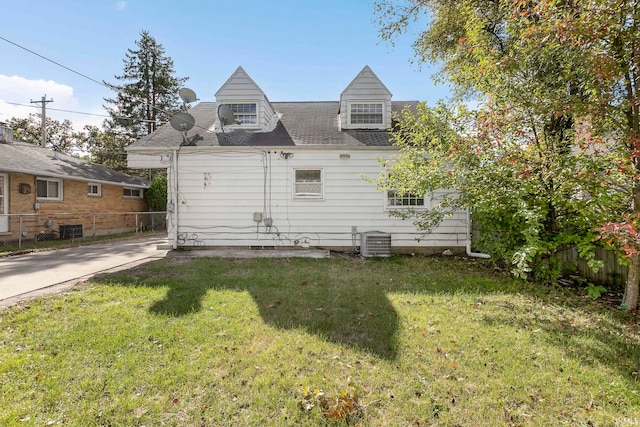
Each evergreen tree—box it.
[103,30,187,145]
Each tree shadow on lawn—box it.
[96,256,405,359]
[94,255,640,373]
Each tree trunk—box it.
[623,254,640,311]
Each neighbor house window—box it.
[88,183,101,197]
[350,103,383,124]
[229,103,257,125]
[36,177,62,201]
[123,187,142,198]
[387,190,425,207]
[294,169,323,199]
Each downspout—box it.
[466,209,490,259]
[169,149,179,250]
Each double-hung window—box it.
[350,103,383,125]
[88,182,101,197]
[36,177,62,201]
[294,169,323,199]
[229,103,258,125]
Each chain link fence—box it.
[0,211,166,252]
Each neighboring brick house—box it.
[0,125,149,243]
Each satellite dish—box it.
[179,88,198,104]
[170,112,195,132]
[218,104,237,126]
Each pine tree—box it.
[103,30,187,145]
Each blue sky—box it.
[0,0,447,130]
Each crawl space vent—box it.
[360,231,391,257]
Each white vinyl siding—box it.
[0,173,7,232]
[215,67,275,129]
[164,149,467,249]
[340,66,392,130]
[36,177,62,201]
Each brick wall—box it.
[2,173,149,241]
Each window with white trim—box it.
[229,103,258,125]
[88,183,101,197]
[387,189,425,208]
[36,177,63,201]
[350,103,383,124]
[123,187,143,198]
[294,169,323,199]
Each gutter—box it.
[466,209,490,259]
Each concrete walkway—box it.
[0,234,169,308]
[0,236,330,308]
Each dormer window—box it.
[229,103,257,125]
[350,103,384,125]
[339,66,392,130]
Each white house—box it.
[126,66,474,255]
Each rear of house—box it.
[126,66,470,254]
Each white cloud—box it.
[0,74,105,130]
[114,1,127,11]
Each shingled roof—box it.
[129,101,418,149]
[0,141,148,188]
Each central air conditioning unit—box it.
[360,231,392,257]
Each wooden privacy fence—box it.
[555,246,628,289]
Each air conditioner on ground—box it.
[360,231,391,257]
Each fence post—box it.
[93,213,96,238]
[18,215,23,250]
[135,212,139,234]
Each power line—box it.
[2,101,163,124]
[0,36,202,131]
[0,36,109,89]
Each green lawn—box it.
[1,255,638,426]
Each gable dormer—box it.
[339,65,392,130]
[215,66,276,129]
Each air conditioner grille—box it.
[360,231,391,257]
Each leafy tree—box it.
[102,30,187,147]
[375,0,639,308]
[145,176,167,212]
[8,114,83,154]
[79,125,129,172]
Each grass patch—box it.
[1,256,639,426]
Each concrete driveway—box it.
[0,234,168,307]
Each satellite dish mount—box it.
[218,104,240,134]
[171,88,199,146]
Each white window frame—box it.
[123,187,143,199]
[87,182,102,197]
[36,177,63,201]
[348,102,384,126]
[0,173,7,233]
[294,168,324,199]
[386,189,427,210]
[229,102,258,126]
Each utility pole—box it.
[30,95,53,147]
